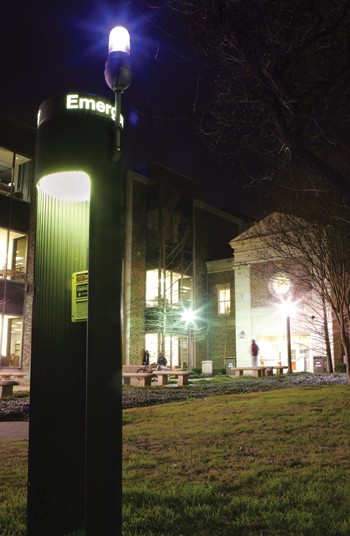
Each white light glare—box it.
[38,171,91,201]
[109,26,130,54]
[182,309,195,324]
[279,298,296,318]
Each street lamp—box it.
[280,298,296,374]
[85,25,133,536]
[182,309,195,371]
[105,26,132,162]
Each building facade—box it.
[3,117,341,378]
[0,116,35,376]
[205,213,340,373]
[0,117,251,377]
[123,164,248,368]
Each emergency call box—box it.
[72,270,88,322]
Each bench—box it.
[0,380,19,398]
[265,366,289,376]
[122,372,154,387]
[152,370,192,387]
[0,372,26,382]
[231,367,267,378]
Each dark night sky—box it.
[0,0,254,214]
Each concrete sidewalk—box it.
[0,421,29,440]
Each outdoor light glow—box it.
[108,26,130,54]
[182,309,195,324]
[279,298,296,317]
[38,171,91,201]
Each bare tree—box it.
[145,185,193,365]
[168,0,350,198]
[253,208,350,381]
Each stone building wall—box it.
[194,202,244,369]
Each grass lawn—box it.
[1,384,350,535]
[0,440,27,535]
[123,385,350,535]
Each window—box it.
[0,229,27,368]
[0,147,32,201]
[146,269,191,308]
[0,229,27,280]
[218,285,231,315]
[7,318,22,367]
[145,333,180,368]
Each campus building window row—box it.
[0,141,32,371]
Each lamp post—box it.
[104,26,132,162]
[280,298,295,374]
[85,26,132,535]
[286,312,292,374]
[182,309,195,371]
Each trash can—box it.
[225,357,236,375]
[201,360,213,375]
[313,356,327,373]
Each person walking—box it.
[251,339,259,366]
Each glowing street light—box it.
[182,308,195,325]
[105,26,132,161]
[87,24,132,535]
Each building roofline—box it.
[206,257,235,272]
[194,199,248,225]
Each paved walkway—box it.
[0,421,29,440]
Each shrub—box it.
[335,363,346,373]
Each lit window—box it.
[146,269,191,307]
[0,229,27,281]
[218,285,230,315]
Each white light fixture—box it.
[37,171,91,201]
[108,26,130,54]
[105,26,132,93]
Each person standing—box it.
[142,349,150,366]
[251,339,259,366]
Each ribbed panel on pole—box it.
[27,189,89,535]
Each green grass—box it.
[1,385,350,535]
[123,385,350,535]
[0,440,28,535]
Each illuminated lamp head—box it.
[108,26,130,54]
[37,171,91,201]
[105,26,132,93]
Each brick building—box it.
[123,164,248,368]
[0,116,250,377]
[0,116,35,377]
[206,212,340,373]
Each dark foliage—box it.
[169,0,350,198]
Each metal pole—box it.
[188,323,191,371]
[287,315,292,373]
